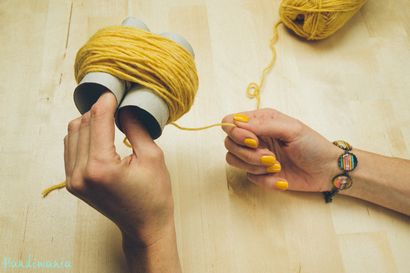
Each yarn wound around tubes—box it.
[247,0,367,108]
[75,25,199,123]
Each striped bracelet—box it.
[323,140,358,203]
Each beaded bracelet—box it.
[323,140,358,203]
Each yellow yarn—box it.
[247,0,367,107]
[76,26,198,123]
[41,181,66,198]
[280,0,368,40]
[246,21,282,109]
[44,1,367,197]
[43,25,236,197]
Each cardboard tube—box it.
[116,31,195,139]
[160,32,195,57]
[73,17,195,140]
[73,18,150,114]
[121,17,149,30]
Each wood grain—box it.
[0,0,409,272]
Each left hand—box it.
[222,108,340,192]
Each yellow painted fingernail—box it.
[233,114,249,123]
[260,155,276,166]
[266,163,281,173]
[243,138,258,148]
[275,181,288,190]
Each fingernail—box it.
[275,180,288,190]
[243,138,258,148]
[260,155,276,166]
[266,163,281,173]
[233,114,249,123]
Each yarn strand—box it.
[123,122,236,147]
[246,21,282,109]
[42,181,66,198]
[170,122,236,131]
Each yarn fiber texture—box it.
[279,0,368,40]
[75,25,199,123]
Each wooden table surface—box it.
[1,0,409,272]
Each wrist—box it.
[321,140,359,202]
[321,143,343,192]
[122,221,182,273]
[338,149,369,198]
[121,216,176,251]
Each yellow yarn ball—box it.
[279,0,367,40]
[74,26,199,123]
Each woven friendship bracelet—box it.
[323,140,358,203]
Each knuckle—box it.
[80,112,91,127]
[225,152,234,165]
[265,108,279,120]
[224,137,231,150]
[241,151,255,164]
[247,165,261,174]
[84,161,106,183]
[69,180,86,194]
[253,108,276,123]
[90,101,106,118]
[68,172,87,194]
[263,107,277,115]
[67,118,81,133]
[83,160,118,187]
[145,146,165,162]
[293,119,304,133]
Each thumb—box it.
[235,108,303,142]
[118,107,157,155]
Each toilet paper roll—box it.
[116,31,195,139]
[73,17,195,140]
[73,17,150,114]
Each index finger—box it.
[221,113,237,134]
[89,91,118,161]
[221,112,256,134]
[222,113,259,149]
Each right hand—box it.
[222,108,341,192]
[64,92,175,248]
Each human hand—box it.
[64,92,174,248]
[222,108,340,192]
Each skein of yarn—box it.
[279,0,368,40]
[247,0,368,107]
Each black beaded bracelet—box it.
[323,140,358,203]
